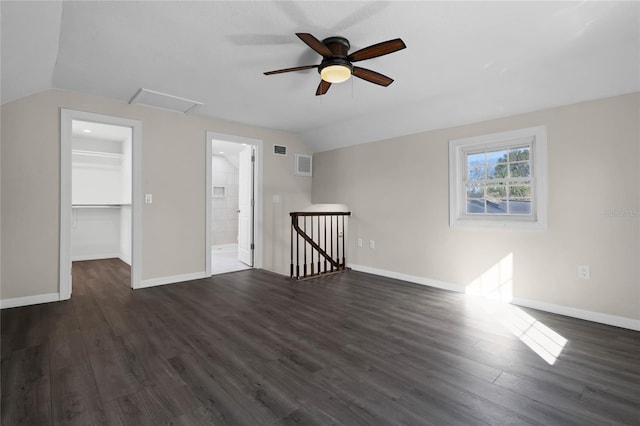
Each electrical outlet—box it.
[144,193,153,204]
[357,238,363,248]
[369,240,375,249]
[578,265,590,279]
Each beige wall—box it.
[313,93,639,321]
[1,89,312,300]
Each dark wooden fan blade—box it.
[352,67,394,86]
[348,38,406,62]
[316,80,332,96]
[296,33,333,57]
[264,65,318,75]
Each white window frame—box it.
[449,126,547,230]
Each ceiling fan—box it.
[264,33,406,96]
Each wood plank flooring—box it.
[2,258,639,425]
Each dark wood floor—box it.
[2,259,639,425]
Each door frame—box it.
[205,131,263,276]
[237,144,255,267]
[60,109,142,298]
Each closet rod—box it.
[72,204,128,208]
[72,150,123,159]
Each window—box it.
[449,126,547,230]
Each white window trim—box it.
[449,126,548,231]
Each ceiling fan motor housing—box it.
[318,36,353,76]
[322,36,350,56]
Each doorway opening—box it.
[60,110,142,298]
[206,132,262,276]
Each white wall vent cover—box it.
[295,153,312,176]
[129,88,203,114]
[273,145,287,155]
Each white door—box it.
[237,146,254,266]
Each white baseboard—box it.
[349,264,465,293]
[349,263,639,332]
[137,271,208,289]
[119,254,131,266]
[512,297,640,331]
[1,292,60,309]
[72,253,120,262]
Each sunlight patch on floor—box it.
[501,307,567,365]
[465,253,567,365]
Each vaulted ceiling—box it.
[2,1,638,152]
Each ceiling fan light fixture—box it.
[264,33,405,95]
[320,64,352,83]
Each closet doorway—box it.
[206,132,263,276]
[60,110,142,298]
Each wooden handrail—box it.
[290,211,351,280]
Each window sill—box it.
[451,217,546,231]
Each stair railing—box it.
[290,211,351,280]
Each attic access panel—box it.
[129,88,202,114]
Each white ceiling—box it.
[2,1,638,152]
[212,139,249,169]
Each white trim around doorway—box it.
[205,131,263,276]
[60,109,142,299]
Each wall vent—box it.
[273,145,287,155]
[295,153,312,176]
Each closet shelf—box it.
[72,149,123,159]
[72,204,131,208]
